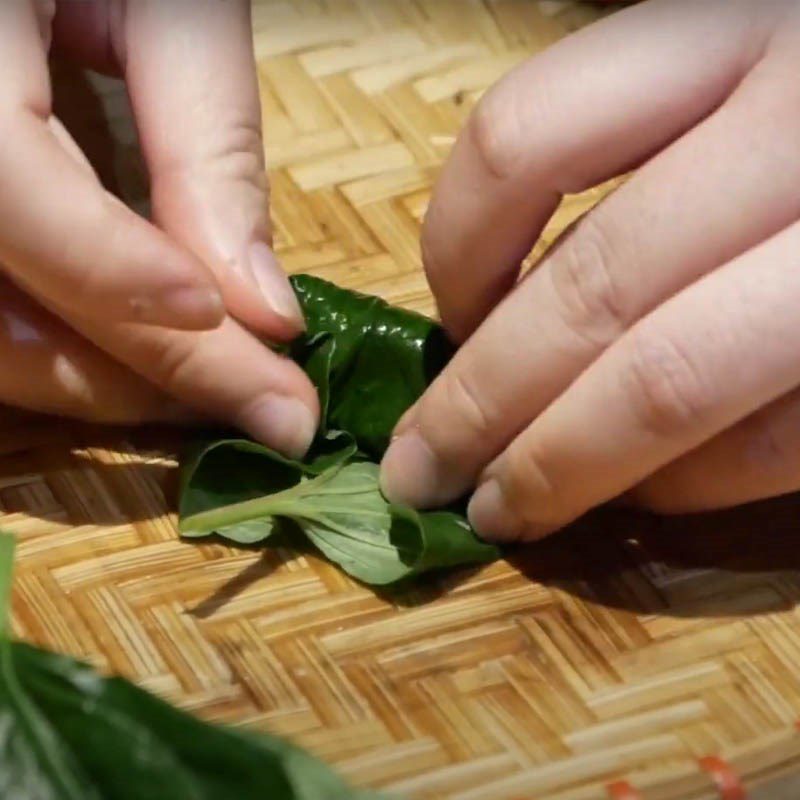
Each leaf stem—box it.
[0,533,15,634]
[181,467,342,534]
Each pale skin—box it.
[0,0,319,457]
[381,0,800,540]
[5,0,800,542]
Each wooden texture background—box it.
[4,2,800,798]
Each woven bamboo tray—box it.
[5,2,800,798]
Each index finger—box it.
[422,0,763,342]
[0,1,225,331]
[53,0,303,340]
[70,312,320,459]
[381,0,789,509]
[123,0,304,340]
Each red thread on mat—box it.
[698,756,746,800]
[606,780,642,800]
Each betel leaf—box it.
[0,533,386,799]
[180,440,498,585]
[178,275,500,586]
[290,274,455,458]
[0,534,94,800]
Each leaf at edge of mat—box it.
[13,644,364,800]
[0,533,388,800]
[0,534,96,800]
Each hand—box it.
[0,0,318,457]
[381,0,800,540]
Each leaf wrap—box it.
[179,275,500,586]
[291,274,454,458]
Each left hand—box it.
[380,0,800,541]
[0,0,318,458]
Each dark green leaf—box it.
[0,535,94,800]
[179,276,500,585]
[0,533,387,799]
[290,274,455,458]
[11,643,383,800]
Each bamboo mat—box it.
[5,2,800,798]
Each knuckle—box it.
[139,335,195,392]
[626,330,716,436]
[160,116,266,194]
[449,370,494,436]
[468,86,526,181]
[502,440,563,522]
[743,405,796,471]
[424,370,494,457]
[212,120,267,189]
[549,217,627,348]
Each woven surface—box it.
[4,2,800,798]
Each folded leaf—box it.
[180,440,499,585]
[290,275,455,458]
[178,430,358,523]
[179,276,500,586]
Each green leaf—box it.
[0,534,95,800]
[11,644,384,800]
[178,432,357,529]
[290,274,455,458]
[0,533,387,799]
[179,276,501,586]
[180,441,499,585]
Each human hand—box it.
[381,0,800,539]
[0,0,318,457]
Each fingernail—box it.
[391,406,418,440]
[380,430,465,508]
[467,480,526,542]
[132,286,224,329]
[237,393,317,459]
[248,242,305,331]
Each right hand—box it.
[380,0,800,537]
[0,0,318,458]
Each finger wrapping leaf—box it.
[179,276,500,585]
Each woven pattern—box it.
[4,2,800,798]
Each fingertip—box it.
[380,431,464,508]
[467,481,559,543]
[467,479,527,542]
[234,355,321,458]
[247,242,307,337]
[236,392,318,459]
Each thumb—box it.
[120,0,304,340]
